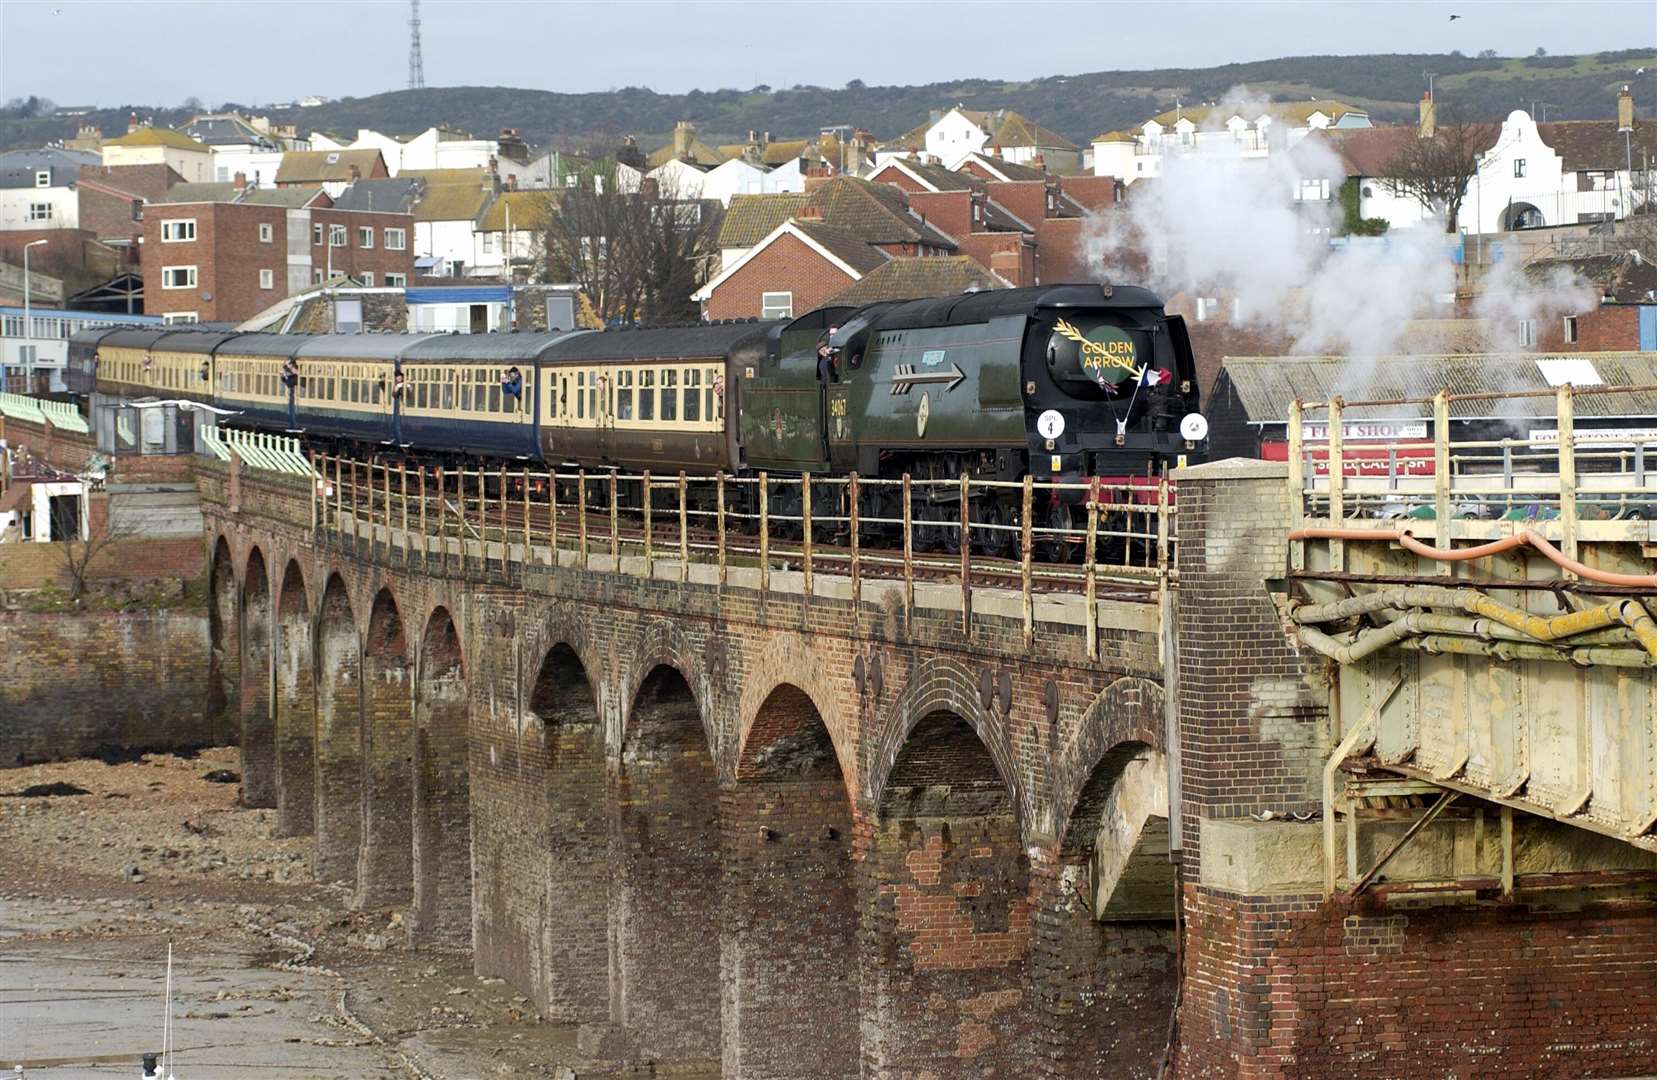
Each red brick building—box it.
[696,217,887,320]
[141,180,415,323]
[1527,251,1657,352]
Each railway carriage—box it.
[396,331,582,459]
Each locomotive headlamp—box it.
[1100,284,1114,299]
[1114,432,1126,447]
[1044,438,1055,451]
[1025,380,1036,396]
[1180,380,1192,394]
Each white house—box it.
[411,174,496,278]
[878,107,1081,173]
[312,126,500,177]
[0,474,88,543]
[691,157,807,205]
[181,113,307,188]
[1338,88,1653,234]
[1092,97,1372,185]
[0,147,97,231]
[647,158,709,201]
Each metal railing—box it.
[1288,385,1657,572]
[0,392,87,434]
[204,428,317,477]
[310,455,1176,652]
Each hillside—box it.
[4,49,1652,154]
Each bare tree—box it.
[1382,110,1498,233]
[532,163,722,324]
[52,495,126,603]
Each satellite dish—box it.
[1180,413,1209,441]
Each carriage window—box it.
[639,369,655,421]
[616,369,633,420]
[575,373,586,419]
[416,383,428,409]
[661,369,678,422]
[372,377,383,405]
[489,384,502,413]
[588,373,597,420]
[683,368,700,422]
[547,375,558,419]
[459,381,471,412]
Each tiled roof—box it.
[414,181,493,223]
[162,182,239,203]
[1537,120,1657,173]
[1092,130,1136,144]
[826,255,1006,305]
[181,114,274,147]
[242,187,328,207]
[400,168,490,186]
[330,177,424,214]
[479,190,552,231]
[105,126,206,151]
[1526,252,1657,304]
[988,111,1078,151]
[792,220,890,275]
[645,136,727,169]
[0,147,99,189]
[275,149,385,184]
[806,177,956,249]
[882,119,931,152]
[959,154,1047,182]
[1325,127,1416,178]
[906,160,981,192]
[719,192,810,248]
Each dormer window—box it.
[34,170,50,187]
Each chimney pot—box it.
[348,163,361,180]
[234,171,248,190]
[1418,91,1437,139]
[1619,84,1635,133]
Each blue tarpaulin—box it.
[405,286,512,305]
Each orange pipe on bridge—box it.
[1288,526,1657,589]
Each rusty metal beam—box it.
[1347,791,1461,897]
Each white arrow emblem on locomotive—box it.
[890,362,965,395]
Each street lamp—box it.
[21,239,47,394]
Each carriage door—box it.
[595,368,613,464]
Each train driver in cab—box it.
[816,328,840,384]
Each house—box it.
[716,193,810,270]
[1335,87,1654,234]
[407,169,496,277]
[646,122,727,169]
[692,176,960,317]
[0,147,99,231]
[825,254,1007,306]
[879,107,1081,173]
[180,112,302,189]
[143,178,415,321]
[692,217,889,320]
[1091,95,1371,185]
[647,158,710,201]
[275,149,391,198]
[100,122,213,184]
[522,147,646,194]
[311,125,501,177]
[1525,251,1657,352]
[469,190,550,279]
[865,158,1038,284]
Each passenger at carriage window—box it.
[281,358,299,390]
[501,366,523,409]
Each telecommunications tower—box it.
[408,0,425,90]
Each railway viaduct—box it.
[195,435,1657,1079]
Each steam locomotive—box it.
[72,284,1206,545]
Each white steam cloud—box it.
[1081,87,1596,379]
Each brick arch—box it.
[1051,676,1166,849]
[239,545,276,808]
[358,584,413,909]
[315,572,362,884]
[865,654,1024,829]
[524,608,606,727]
[207,535,240,741]
[273,557,316,837]
[618,618,716,763]
[735,633,854,793]
[241,541,272,591]
[413,605,470,943]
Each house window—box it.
[358,226,373,248]
[760,291,793,319]
[260,268,274,289]
[482,232,496,253]
[1514,158,1527,179]
[34,170,50,188]
[1518,318,1536,346]
[313,223,323,245]
[160,219,196,242]
[359,271,373,287]
[161,265,197,289]
[259,222,274,243]
[28,202,52,222]
[1563,315,1578,344]
[162,312,198,324]
[1195,297,1218,321]
[329,225,346,247]
[384,227,406,250]
[313,267,324,284]
[386,273,407,287]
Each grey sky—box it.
[1,0,1652,107]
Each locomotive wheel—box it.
[1041,502,1078,563]
[771,485,803,540]
[974,498,1015,560]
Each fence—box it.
[0,392,87,434]
[310,455,1175,654]
[205,428,316,478]
[1287,384,1657,578]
